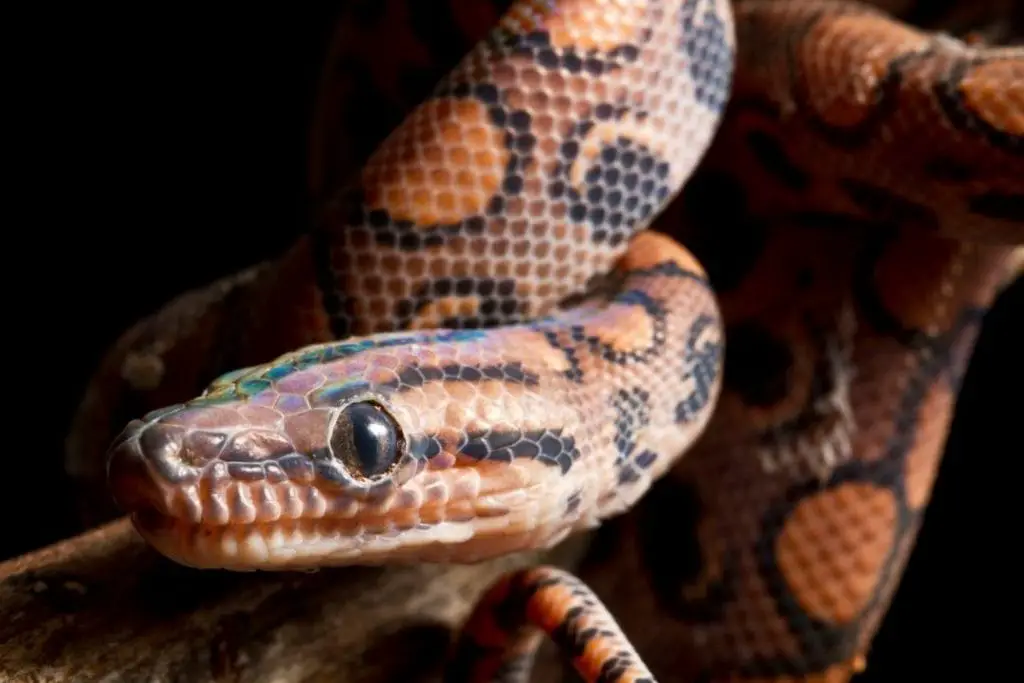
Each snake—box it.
[101,0,1023,681]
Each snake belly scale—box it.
[101,0,1023,682]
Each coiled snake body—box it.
[103,0,1022,681]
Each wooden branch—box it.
[0,518,590,683]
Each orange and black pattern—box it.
[106,0,732,570]
[447,566,656,683]
[95,0,1024,681]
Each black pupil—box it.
[337,402,399,478]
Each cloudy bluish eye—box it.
[330,402,400,479]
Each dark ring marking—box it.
[549,108,675,247]
[611,387,653,485]
[852,232,946,348]
[933,56,1024,157]
[410,428,579,473]
[312,81,535,338]
[675,312,723,424]
[397,276,528,330]
[538,288,668,384]
[679,0,735,114]
[375,361,542,392]
[492,25,647,76]
[781,6,921,149]
[534,261,711,383]
[354,81,536,253]
[448,570,653,683]
[742,307,984,678]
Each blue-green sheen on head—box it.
[189,329,491,408]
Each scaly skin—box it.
[98,1,1022,681]
[108,0,734,573]
[108,231,724,567]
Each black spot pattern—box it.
[551,114,675,247]
[495,28,645,76]
[675,313,724,422]
[679,0,735,113]
[612,386,654,486]
[729,301,986,678]
[613,387,652,462]
[376,362,540,391]
[457,428,579,473]
[408,428,579,472]
[311,80,539,338]
[398,277,526,329]
[364,82,535,252]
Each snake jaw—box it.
[116,471,577,570]
[107,416,581,569]
[103,328,607,568]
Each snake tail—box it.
[447,565,656,683]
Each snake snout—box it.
[106,418,205,516]
[106,426,152,514]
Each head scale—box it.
[106,329,589,569]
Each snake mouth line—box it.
[126,476,557,569]
[129,503,533,569]
[108,415,581,566]
[122,475,525,528]
[112,447,564,567]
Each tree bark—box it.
[0,518,590,683]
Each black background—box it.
[8,3,1021,680]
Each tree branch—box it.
[0,518,589,683]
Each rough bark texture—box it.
[0,518,590,683]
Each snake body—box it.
[102,0,1022,681]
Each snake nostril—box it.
[139,422,183,461]
[138,423,202,484]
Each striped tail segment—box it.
[447,565,656,683]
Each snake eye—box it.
[329,402,402,479]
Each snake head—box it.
[106,328,596,570]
